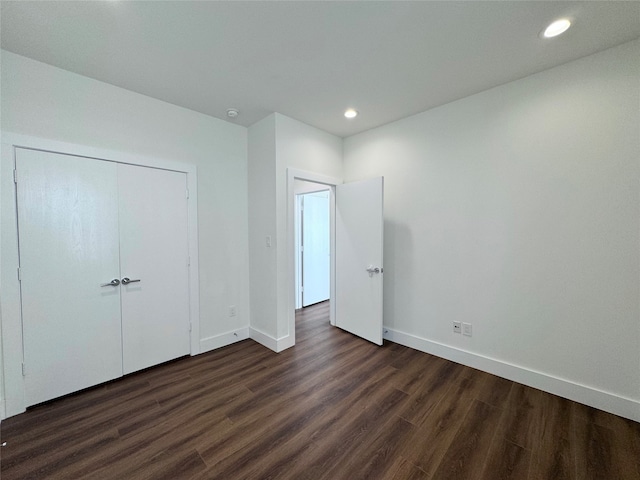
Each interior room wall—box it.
[247,115,278,340]
[0,51,250,364]
[274,114,342,342]
[247,113,342,349]
[343,40,640,420]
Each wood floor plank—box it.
[528,394,575,480]
[398,360,464,427]
[430,399,503,480]
[390,349,445,394]
[469,369,514,409]
[323,415,415,480]
[280,387,410,480]
[1,428,121,480]
[478,438,531,480]
[389,458,430,480]
[498,382,544,450]
[398,374,475,477]
[573,417,639,480]
[1,300,638,480]
[143,449,208,480]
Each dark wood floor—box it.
[1,301,639,479]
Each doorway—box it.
[287,170,339,345]
[286,168,384,348]
[295,181,331,309]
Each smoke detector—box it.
[226,108,239,118]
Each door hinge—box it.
[189,323,192,333]
[186,188,190,199]
[187,256,191,267]
[17,267,21,281]
[21,362,26,376]
[13,169,18,184]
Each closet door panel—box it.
[118,164,190,374]
[16,149,123,406]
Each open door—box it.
[335,177,384,345]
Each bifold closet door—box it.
[117,164,190,375]
[16,149,123,406]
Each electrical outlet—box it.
[453,321,461,334]
[229,305,237,317]
[266,236,272,247]
[463,322,472,336]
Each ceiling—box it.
[1,1,639,138]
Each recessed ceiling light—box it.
[542,19,571,38]
[344,109,358,119]
[226,108,239,118]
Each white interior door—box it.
[16,149,123,406]
[302,191,330,307]
[118,164,191,375]
[335,177,384,345]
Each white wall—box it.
[247,113,341,349]
[275,114,342,342]
[343,40,640,420]
[1,51,250,414]
[247,115,278,339]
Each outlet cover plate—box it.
[453,321,461,334]
[463,322,472,336]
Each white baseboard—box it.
[199,327,250,354]
[276,334,295,352]
[249,327,295,353]
[383,327,640,423]
[0,399,5,421]
[249,327,278,351]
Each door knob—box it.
[101,279,120,287]
[121,277,141,285]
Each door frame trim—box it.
[1,132,200,418]
[286,168,341,348]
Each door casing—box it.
[287,169,340,349]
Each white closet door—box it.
[118,164,190,375]
[16,149,123,406]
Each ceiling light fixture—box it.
[226,108,239,118]
[344,108,358,119]
[542,19,571,38]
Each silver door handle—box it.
[121,277,141,285]
[366,265,381,277]
[101,279,120,287]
